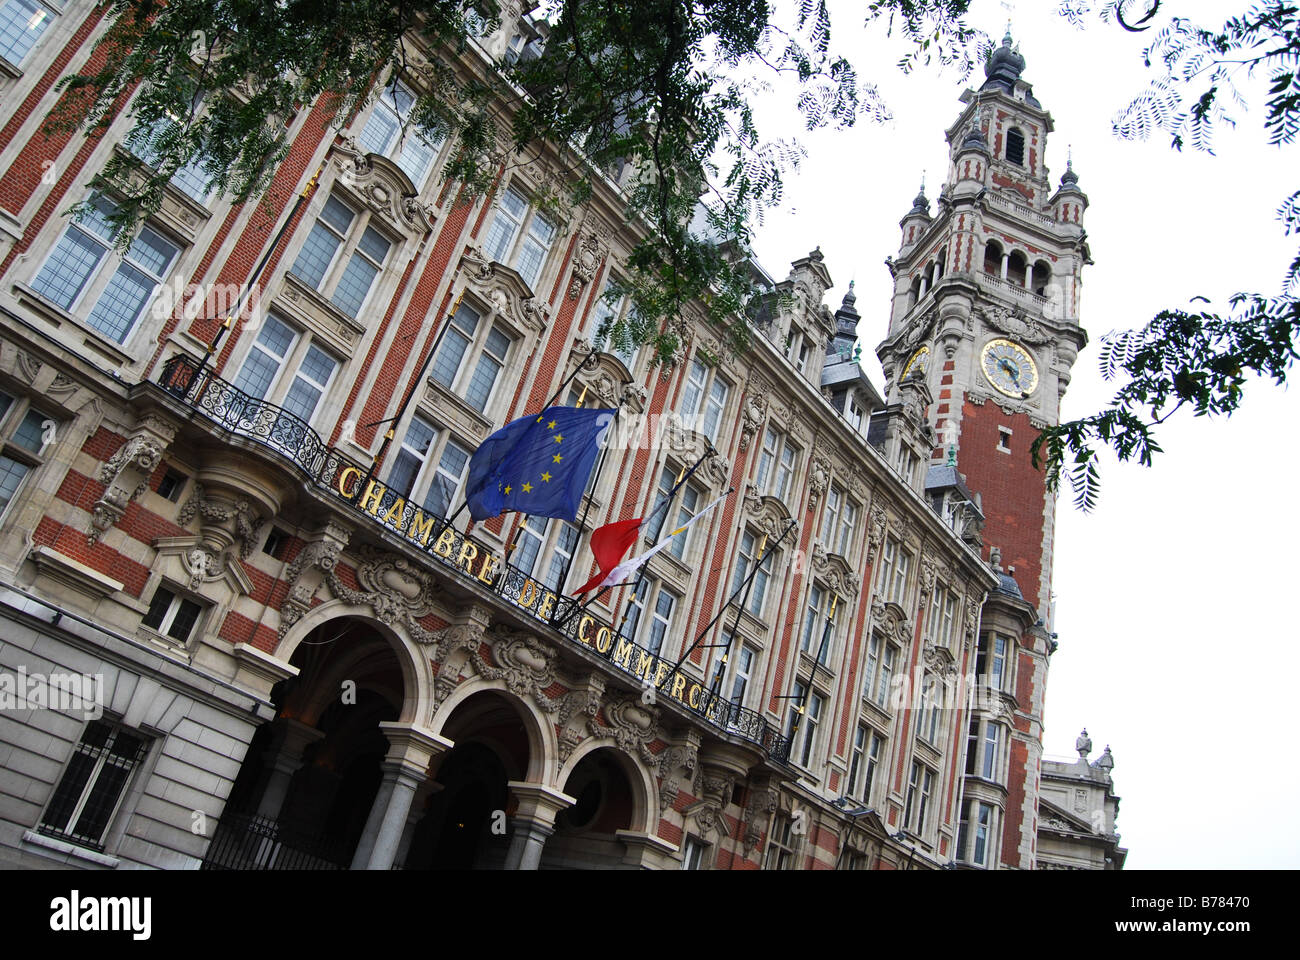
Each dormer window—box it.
[1005,127,1025,166]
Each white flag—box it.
[595,490,730,591]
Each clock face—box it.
[902,345,930,381]
[981,339,1039,397]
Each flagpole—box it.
[550,398,622,621]
[785,593,838,750]
[357,288,464,501]
[554,444,715,628]
[658,518,796,691]
[192,160,325,379]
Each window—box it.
[918,672,942,744]
[965,718,1003,782]
[482,183,557,291]
[904,761,935,835]
[141,584,203,644]
[957,800,996,866]
[730,530,769,617]
[513,515,580,591]
[626,580,677,657]
[851,727,884,803]
[997,427,1012,453]
[38,720,151,853]
[680,357,729,443]
[847,394,866,433]
[31,195,181,344]
[896,443,919,485]
[668,481,701,561]
[877,536,911,607]
[822,485,857,555]
[1005,127,1025,166]
[644,466,677,544]
[289,193,392,319]
[799,583,834,666]
[384,412,471,519]
[589,285,639,369]
[765,814,796,870]
[231,314,339,426]
[358,80,444,189]
[0,0,54,66]
[681,835,706,869]
[430,301,513,414]
[927,583,958,648]
[788,331,811,373]
[865,637,897,709]
[125,109,216,204]
[156,466,187,503]
[262,526,289,560]
[786,681,823,769]
[0,390,52,522]
[754,424,797,502]
[975,633,1010,694]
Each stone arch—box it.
[431,678,556,786]
[557,737,658,835]
[274,600,432,726]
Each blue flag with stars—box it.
[465,406,616,522]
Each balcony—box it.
[157,354,792,764]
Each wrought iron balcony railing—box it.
[159,354,792,765]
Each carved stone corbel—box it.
[278,521,351,637]
[88,415,178,543]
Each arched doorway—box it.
[210,617,407,869]
[539,748,639,869]
[402,690,533,870]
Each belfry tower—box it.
[875,32,1091,869]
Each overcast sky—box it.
[745,0,1299,869]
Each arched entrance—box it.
[209,616,408,869]
[539,747,639,869]
[402,690,533,870]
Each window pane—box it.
[0,455,32,515]
[431,329,470,389]
[331,253,381,318]
[0,0,50,65]
[31,227,106,310]
[166,598,202,642]
[87,255,171,343]
[359,102,400,154]
[464,353,502,412]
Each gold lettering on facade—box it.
[688,684,701,708]
[670,673,687,701]
[337,466,361,498]
[408,510,437,546]
[381,496,406,526]
[456,540,478,572]
[433,527,456,558]
[476,554,499,584]
[518,581,537,610]
[359,480,386,514]
[537,591,556,620]
[595,626,612,654]
[578,616,595,646]
[614,638,634,668]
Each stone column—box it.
[392,779,443,870]
[1000,254,1009,280]
[350,722,452,871]
[503,782,575,870]
[255,719,324,819]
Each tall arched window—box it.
[1032,260,1051,297]
[1005,127,1025,166]
[983,239,1003,276]
[1007,251,1027,287]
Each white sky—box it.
[747,0,1300,868]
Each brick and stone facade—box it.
[0,6,1110,869]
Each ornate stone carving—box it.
[568,217,610,298]
[918,553,939,600]
[594,695,662,771]
[866,504,888,564]
[278,522,350,637]
[177,483,264,559]
[978,304,1053,345]
[468,627,562,713]
[325,545,443,646]
[807,452,831,509]
[460,245,551,332]
[741,483,795,543]
[663,413,729,485]
[334,136,437,232]
[811,540,860,598]
[659,777,680,810]
[738,389,768,452]
[89,418,176,543]
[15,350,42,384]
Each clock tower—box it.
[875,31,1091,869]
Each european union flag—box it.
[465,406,616,522]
